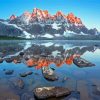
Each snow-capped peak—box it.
[52,23,61,30]
[9,8,84,26]
[10,15,16,20]
[41,33,54,38]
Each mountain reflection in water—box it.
[0,40,100,100]
[0,40,99,68]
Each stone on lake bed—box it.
[5,70,14,75]
[26,71,33,75]
[43,73,58,81]
[34,72,39,76]
[97,87,100,92]
[34,87,71,99]
[42,67,58,81]
[10,78,24,89]
[21,93,35,100]
[62,91,80,100]
[20,73,27,77]
[62,76,69,82]
[20,71,33,77]
[92,84,100,95]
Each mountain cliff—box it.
[0,8,100,39]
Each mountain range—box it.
[0,8,100,39]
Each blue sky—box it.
[0,0,100,30]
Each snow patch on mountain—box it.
[54,44,60,47]
[80,32,88,35]
[41,33,54,38]
[52,23,61,30]
[63,30,74,37]
[0,21,34,39]
[23,31,34,39]
[0,21,23,30]
[55,34,61,37]
[52,50,61,57]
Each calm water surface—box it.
[0,40,100,100]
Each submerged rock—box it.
[5,70,14,75]
[10,78,24,89]
[21,93,35,100]
[20,73,27,77]
[62,91,80,100]
[34,72,39,76]
[26,71,33,75]
[20,71,33,77]
[62,76,69,83]
[92,85,100,95]
[34,86,71,99]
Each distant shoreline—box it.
[0,36,100,40]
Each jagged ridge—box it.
[0,8,99,39]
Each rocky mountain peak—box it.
[10,15,16,20]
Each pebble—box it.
[5,70,14,75]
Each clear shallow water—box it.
[0,40,100,100]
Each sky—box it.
[0,0,100,31]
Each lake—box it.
[0,40,100,100]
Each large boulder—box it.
[34,87,71,99]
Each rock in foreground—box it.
[73,57,95,68]
[34,87,71,99]
[5,70,14,75]
[42,67,58,81]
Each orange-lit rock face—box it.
[36,59,50,69]
[13,59,18,64]
[65,55,73,65]
[36,59,44,69]
[9,8,84,26]
[31,13,37,19]
[33,8,50,19]
[10,15,16,20]
[33,8,43,18]
[67,13,82,25]
[65,58,73,65]
[10,8,83,25]
[23,11,31,17]
[25,54,77,69]
[50,15,56,20]
[55,60,64,67]
[56,11,63,17]
[43,10,49,18]
[26,59,35,67]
